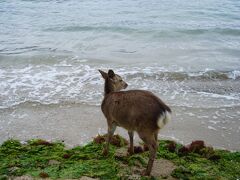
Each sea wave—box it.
[44,26,137,33]
[0,62,240,109]
[177,28,240,36]
[125,70,240,81]
[44,26,240,37]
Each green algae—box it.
[0,136,239,179]
[157,140,240,179]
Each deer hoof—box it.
[127,152,133,156]
[102,149,108,156]
[127,149,134,156]
[141,169,150,176]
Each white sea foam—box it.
[197,92,238,100]
[0,61,240,110]
[208,126,217,131]
[209,120,220,125]
[228,70,240,80]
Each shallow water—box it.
[0,0,240,148]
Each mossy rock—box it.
[0,135,240,179]
[93,134,128,147]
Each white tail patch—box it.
[157,111,171,129]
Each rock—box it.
[167,141,177,152]
[189,140,205,153]
[93,134,128,147]
[39,172,49,178]
[80,176,99,180]
[31,140,53,146]
[178,140,206,155]
[12,175,33,180]
[8,167,20,173]
[151,159,177,179]
[115,147,127,159]
[125,174,141,180]
[178,146,190,155]
[48,160,60,165]
[63,153,72,159]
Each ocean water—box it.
[0,0,240,118]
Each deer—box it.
[99,69,171,176]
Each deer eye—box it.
[119,79,123,82]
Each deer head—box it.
[99,69,128,95]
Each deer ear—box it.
[98,70,108,79]
[108,69,115,78]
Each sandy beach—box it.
[1,102,239,150]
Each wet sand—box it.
[0,103,239,150]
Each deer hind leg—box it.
[128,131,134,155]
[138,131,158,176]
[154,131,158,142]
[103,122,116,156]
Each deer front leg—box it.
[128,131,134,155]
[103,123,116,156]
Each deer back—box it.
[101,90,171,131]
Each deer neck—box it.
[104,78,114,96]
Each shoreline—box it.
[0,102,239,151]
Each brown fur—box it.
[102,90,170,132]
[99,69,171,176]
